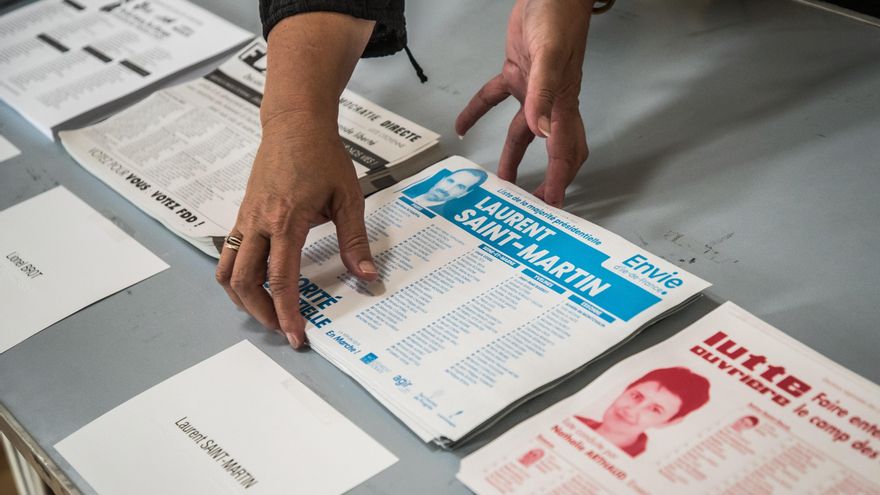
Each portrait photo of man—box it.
[574,367,711,458]
[403,168,488,208]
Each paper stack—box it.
[60,40,441,257]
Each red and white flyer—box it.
[458,302,880,494]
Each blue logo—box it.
[393,374,412,388]
[361,353,378,364]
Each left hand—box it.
[455,0,593,207]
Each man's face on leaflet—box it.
[423,171,481,202]
[601,381,683,433]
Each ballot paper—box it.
[56,341,398,495]
[296,156,712,448]
[0,135,21,162]
[60,39,441,257]
[0,187,167,354]
[457,302,880,494]
[0,0,252,139]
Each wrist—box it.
[260,13,373,132]
[260,99,339,136]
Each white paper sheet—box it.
[0,186,168,353]
[0,135,21,162]
[56,341,398,495]
[0,0,252,138]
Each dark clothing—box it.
[575,416,648,458]
[259,0,407,57]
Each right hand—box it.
[455,0,593,207]
[215,111,378,349]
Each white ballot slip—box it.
[60,39,441,257]
[0,135,21,162]
[56,341,398,495]
[296,156,711,448]
[0,186,168,354]
[458,302,880,494]
[0,0,252,139]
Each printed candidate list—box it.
[296,156,711,447]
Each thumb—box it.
[333,199,378,281]
[524,48,563,138]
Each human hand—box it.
[455,0,593,207]
[215,112,378,349]
[215,12,376,348]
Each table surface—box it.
[1,0,878,493]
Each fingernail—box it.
[359,260,378,275]
[457,134,464,140]
[285,332,301,349]
[538,116,551,137]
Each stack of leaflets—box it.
[457,302,880,494]
[60,40,440,257]
[0,0,252,139]
[296,155,711,448]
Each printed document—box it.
[0,187,168,354]
[60,39,440,256]
[0,0,252,138]
[296,156,711,447]
[458,302,880,494]
[56,341,398,495]
[0,135,21,162]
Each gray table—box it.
[1,0,878,493]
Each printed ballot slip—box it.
[296,156,711,448]
[457,302,880,494]
[0,134,20,163]
[0,187,167,354]
[0,0,252,139]
[60,39,440,257]
[56,341,397,495]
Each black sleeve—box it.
[259,0,406,58]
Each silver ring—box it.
[224,235,243,252]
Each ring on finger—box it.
[224,234,243,252]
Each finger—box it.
[536,112,588,207]
[497,109,534,183]
[266,224,309,348]
[333,193,378,281]
[229,233,280,330]
[524,47,564,138]
[455,74,510,136]
[215,232,244,310]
